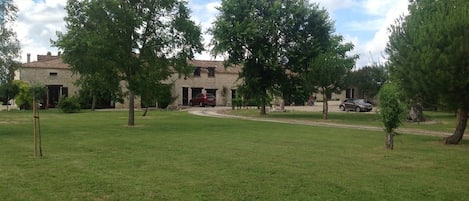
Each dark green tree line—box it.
[348,64,387,101]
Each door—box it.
[182,87,189,106]
[191,88,203,105]
[47,85,62,108]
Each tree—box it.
[30,84,46,158]
[306,36,357,119]
[386,0,469,144]
[0,0,20,84]
[378,82,404,150]
[348,65,388,101]
[0,81,19,110]
[13,80,31,109]
[75,73,122,111]
[210,0,333,115]
[55,0,203,126]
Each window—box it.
[49,72,58,76]
[208,67,215,77]
[62,87,68,97]
[194,67,201,77]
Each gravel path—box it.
[187,106,465,139]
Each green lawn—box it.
[1,110,469,200]
[229,109,463,134]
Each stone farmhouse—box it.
[19,53,79,108]
[18,53,242,108]
[17,53,351,109]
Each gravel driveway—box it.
[186,102,463,139]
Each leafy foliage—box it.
[57,96,81,113]
[155,84,176,109]
[75,74,122,110]
[348,65,388,101]
[0,0,20,83]
[379,82,405,149]
[306,35,358,119]
[12,80,31,109]
[0,81,19,104]
[54,0,203,125]
[29,84,47,101]
[140,83,176,109]
[386,0,469,144]
[210,0,334,114]
[379,82,405,133]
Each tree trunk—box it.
[445,108,468,144]
[261,103,266,115]
[128,91,135,126]
[91,94,97,111]
[33,98,38,157]
[6,94,9,111]
[280,99,285,111]
[386,131,394,150]
[409,103,424,122]
[142,107,148,117]
[322,93,328,120]
[260,96,267,115]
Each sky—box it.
[12,0,409,68]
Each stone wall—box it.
[19,67,80,97]
[170,70,241,106]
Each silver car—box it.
[339,98,373,112]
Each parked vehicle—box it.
[190,93,216,107]
[339,98,373,112]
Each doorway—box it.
[182,87,189,106]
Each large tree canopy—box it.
[55,0,203,126]
[210,0,333,114]
[0,0,20,83]
[386,0,469,144]
[306,35,357,119]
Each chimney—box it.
[27,53,31,63]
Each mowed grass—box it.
[1,110,469,201]
[230,109,465,134]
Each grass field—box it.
[229,109,464,134]
[1,109,469,200]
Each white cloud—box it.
[14,0,66,62]
[188,1,222,60]
[346,18,385,32]
[312,0,356,12]
[359,0,409,67]
[11,0,409,67]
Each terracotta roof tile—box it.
[22,56,70,69]
[188,60,242,74]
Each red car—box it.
[190,93,216,107]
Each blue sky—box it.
[14,0,409,68]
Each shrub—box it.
[57,97,81,113]
[378,82,405,149]
[155,84,176,109]
[13,80,32,109]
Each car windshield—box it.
[355,99,366,104]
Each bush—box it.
[378,82,405,149]
[57,97,81,113]
[156,85,176,109]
